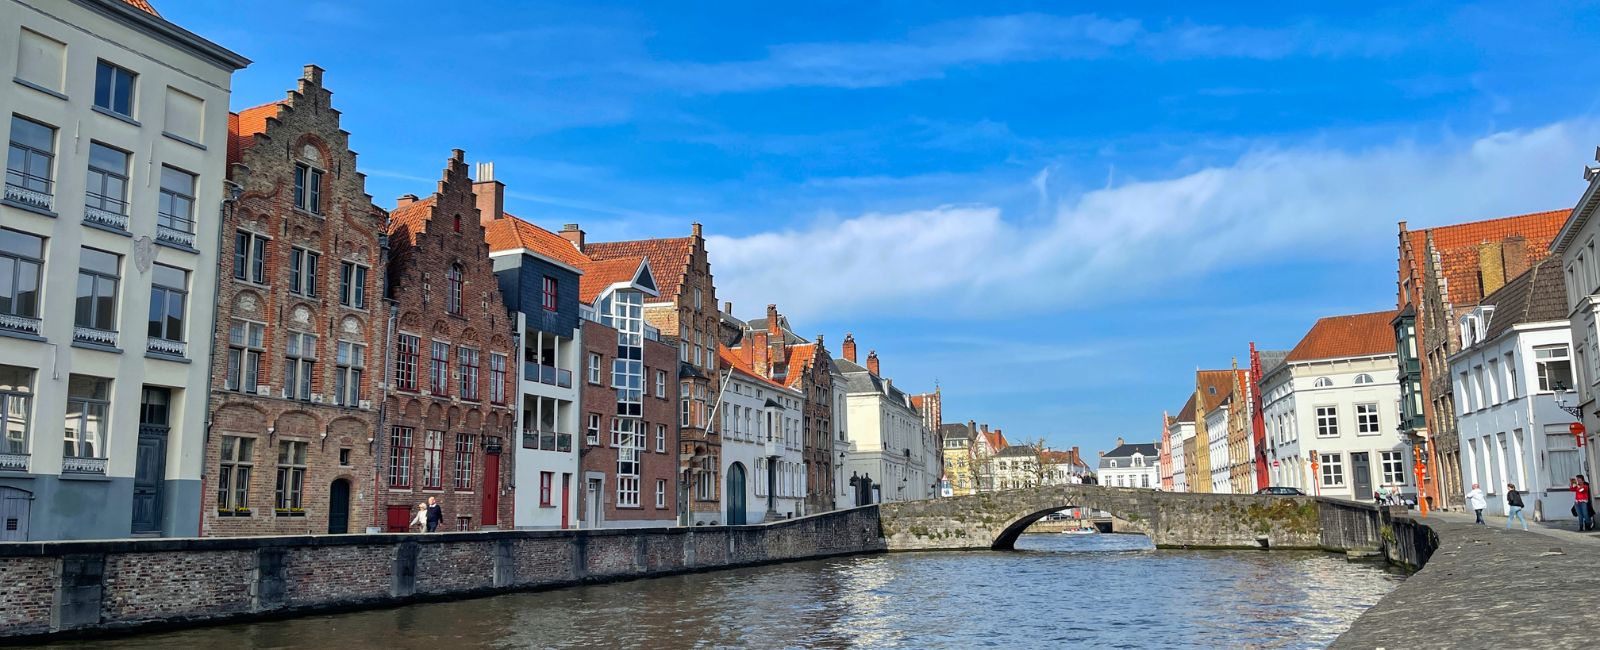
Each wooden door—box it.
[327,479,350,534]
[481,452,500,526]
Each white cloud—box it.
[707,120,1598,321]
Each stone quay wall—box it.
[0,506,884,642]
[1316,498,1437,570]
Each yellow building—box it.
[939,422,978,496]
[1189,370,1235,494]
[1227,361,1255,494]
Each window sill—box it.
[162,131,205,151]
[60,472,113,482]
[0,328,47,343]
[71,340,123,354]
[83,219,132,238]
[91,105,141,127]
[2,198,58,219]
[290,206,324,219]
[146,350,192,364]
[233,278,272,290]
[154,238,199,255]
[13,77,66,100]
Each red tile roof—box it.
[226,101,283,168]
[585,237,694,303]
[577,257,645,304]
[121,0,159,16]
[1285,310,1401,362]
[782,343,816,389]
[1174,394,1198,423]
[718,346,792,391]
[1197,370,1236,413]
[387,197,438,244]
[483,214,589,268]
[1405,209,1569,309]
[984,430,1009,451]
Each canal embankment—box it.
[0,505,884,643]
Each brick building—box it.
[204,66,383,536]
[382,150,515,531]
[579,225,721,524]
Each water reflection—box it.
[30,534,1401,650]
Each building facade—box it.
[836,337,937,502]
[1554,165,1600,487]
[1168,399,1195,492]
[0,0,247,540]
[940,422,977,496]
[381,151,515,532]
[717,346,804,523]
[1098,440,1159,489]
[1454,258,1582,520]
[731,304,838,514]
[205,66,384,537]
[1205,393,1232,494]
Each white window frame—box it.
[1355,403,1380,435]
[1315,406,1339,438]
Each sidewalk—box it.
[1333,510,1600,649]
[1430,509,1600,547]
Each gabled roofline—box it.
[488,247,584,275]
[73,0,251,71]
[1553,169,1600,254]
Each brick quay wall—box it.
[0,506,884,642]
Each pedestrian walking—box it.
[1575,475,1593,532]
[1505,483,1528,531]
[425,496,443,533]
[1466,483,1487,524]
[409,503,426,532]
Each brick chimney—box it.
[724,301,733,314]
[766,304,780,337]
[559,223,585,252]
[1477,240,1507,298]
[1501,235,1529,283]
[968,420,977,434]
[1116,436,1124,447]
[866,350,880,376]
[752,331,770,377]
[842,334,857,363]
[470,162,504,225]
[396,194,418,207]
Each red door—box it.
[386,505,412,533]
[482,452,500,526]
[561,473,571,529]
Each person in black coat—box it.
[1505,483,1527,531]
[425,496,443,533]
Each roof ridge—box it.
[1417,209,1570,234]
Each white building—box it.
[1554,167,1600,487]
[836,337,936,503]
[0,0,248,540]
[717,348,805,524]
[1099,439,1159,489]
[831,361,855,509]
[1168,401,1195,492]
[1452,258,1582,521]
[1206,399,1233,494]
[1261,311,1413,500]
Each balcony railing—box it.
[155,223,195,249]
[82,204,129,231]
[0,452,27,471]
[147,337,186,357]
[62,456,107,474]
[74,326,117,347]
[521,429,573,453]
[0,313,41,336]
[523,362,573,388]
[4,182,53,211]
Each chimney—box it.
[724,301,733,315]
[753,332,771,377]
[1098,450,1105,457]
[1477,240,1507,297]
[302,64,324,85]
[1071,446,1080,461]
[766,304,780,337]
[1116,436,1124,447]
[842,334,857,363]
[397,194,418,207]
[692,222,703,238]
[968,420,977,434]
[1502,235,1529,283]
[470,163,504,225]
[866,350,880,376]
[559,223,585,252]
[980,423,989,434]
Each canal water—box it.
[32,534,1402,650]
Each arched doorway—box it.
[327,479,350,534]
[726,462,747,525]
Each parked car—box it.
[1255,486,1306,496]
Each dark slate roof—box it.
[1100,442,1158,460]
[744,317,807,345]
[996,445,1038,458]
[1258,349,1289,379]
[1482,256,1568,340]
[940,423,973,441]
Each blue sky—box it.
[161,1,1600,453]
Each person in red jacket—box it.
[1574,475,1592,531]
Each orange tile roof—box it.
[388,196,438,244]
[1174,394,1198,423]
[484,214,589,268]
[983,430,1009,451]
[1406,209,1569,309]
[717,346,792,391]
[226,101,283,168]
[585,237,694,302]
[121,0,159,16]
[1285,310,1400,362]
[577,256,645,304]
[782,343,816,389]
[1197,369,1235,413]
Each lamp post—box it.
[1555,392,1591,481]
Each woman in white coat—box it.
[1465,483,1487,525]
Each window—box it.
[1313,377,1333,388]
[1356,403,1380,435]
[388,426,413,487]
[656,424,666,452]
[395,334,419,391]
[217,435,253,515]
[1353,373,1374,385]
[64,375,110,464]
[157,166,196,238]
[289,248,319,297]
[6,116,55,207]
[454,433,474,490]
[453,214,462,233]
[147,263,187,345]
[489,353,508,404]
[1381,451,1406,485]
[1536,345,1573,392]
[588,353,602,384]
[339,448,350,466]
[292,163,323,215]
[225,321,264,393]
[233,231,267,283]
[335,341,365,406]
[539,471,553,506]
[284,332,317,401]
[93,61,136,116]
[85,142,129,222]
[0,366,32,458]
[693,287,703,311]
[0,229,43,325]
[339,262,367,308]
[445,264,463,315]
[430,341,449,395]
[586,413,601,446]
[458,346,480,401]
[1320,453,1345,487]
[1547,425,1583,489]
[1141,473,1150,488]
[541,276,558,311]
[422,430,444,489]
[1315,406,1339,437]
[656,479,667,508]
[74,248,120,334]
[1505,353,1519,401]
[656,370,666,398]
[275,441,307,515]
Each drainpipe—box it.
[197,181,243,536]
[373,297,396,531]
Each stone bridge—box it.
[878,485,1323,550]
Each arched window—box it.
[1354,373,1374,385]
[446,264,463,315]
[1313,377,1333,388]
